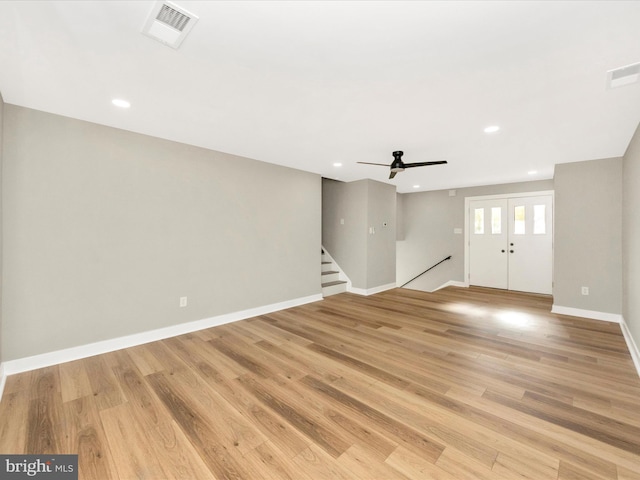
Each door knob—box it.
[510,250,514,253]
[501,249,505,253]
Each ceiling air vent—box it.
[607,62,640,89]
[142,1,199,49]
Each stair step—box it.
[321,271,339,283]
[322,280,347,297]
[320,249,346,297]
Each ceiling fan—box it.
[358,151,448,179]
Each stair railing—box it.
[400,255,452,288]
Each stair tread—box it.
[321,252,345,296]
[322,280,347,287]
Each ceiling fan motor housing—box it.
[391,151,405,171]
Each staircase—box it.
[321,250,347,297]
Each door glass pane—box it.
[474,208,484,234]
[514,206,525,234]
[534,204,546,234]
[491,207,501,234]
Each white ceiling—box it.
[1,1,640,193]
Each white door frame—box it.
[464,190,554,289]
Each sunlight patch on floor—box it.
[495,310,532,329]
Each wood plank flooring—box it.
[1,286,640,479]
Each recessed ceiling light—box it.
[413,185,420,189]
[112,98,131,109]
[484,125,500,133]
[527,170,538,175]
[333,162,342,167]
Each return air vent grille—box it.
[607,62,640,89]
[142,1,199,49]
[156,4,191,32]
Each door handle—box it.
[510,250,514,253]
[501,249,506,253]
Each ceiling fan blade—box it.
[403,161,448,168]
[357,162,391,166]
[389,171,397,179]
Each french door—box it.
[468,194,553,294]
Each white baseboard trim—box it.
[620,316,640,379]
[432,280,468,292]
[0,294,322,381]
[349,282,396,296]
[0,363,6,403]
[551,305,623,323]
[399,280,468,293]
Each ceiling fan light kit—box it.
[358,151,448,179]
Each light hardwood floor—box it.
[1,286,639,479]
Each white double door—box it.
[469,194,553,294]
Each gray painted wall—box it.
[397,180,554,292]
[322,178,396,290]
[365,180,396,289]
[0,92,3,363]
[396,193,405,241]
[553,158,622,314]
[623,122,640,351]
[2,105,321,361]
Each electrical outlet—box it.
[179,296,188,307]
[581,287,589,296]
